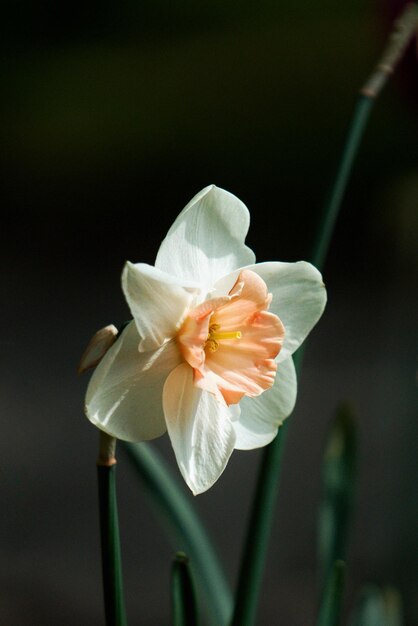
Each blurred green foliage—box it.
[349,585,404,626]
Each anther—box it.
[205,323,242,352]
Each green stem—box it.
[318,405,357,588]
[231,4,418,622]
[312,1,418,268]
[230,421,290,626]
[171,552,199,626]
[310,96,373,270]
[229,101,372,626]
[122,442,232,626]
[232,94,372,623]
[316,561,346,626]
[97,437,127,626]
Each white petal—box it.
[237,261,326,362]
[251,261,326,362]
[234,356,297,450]
[163,363,236,495]
[86,321,181,441]
[155,185,256,293]
[122,262,201,352]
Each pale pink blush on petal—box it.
[214,269,272,329]
[177,310,211,369]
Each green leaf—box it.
[122,442,232,626]
[171,552,199,626]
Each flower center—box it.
[205,323,242,353]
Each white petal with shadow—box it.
[122,262,201,352]
[234,356,297,450]
[163,363,236,495]
[155,185,256,293]
[250,261,326,362]
[86,321,181,441]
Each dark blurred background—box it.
[1,0,417,624]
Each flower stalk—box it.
[360,3,418,100]
[97,432,127,626]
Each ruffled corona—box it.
[177,269,285,405]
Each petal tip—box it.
[123,260,135,273]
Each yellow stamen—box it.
[212,330,242,341]
[205,323,242,352]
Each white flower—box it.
[85,185,326,494]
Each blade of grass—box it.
[122,442,232,626]
[231,6,418,625]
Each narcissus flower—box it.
[85,186,326,494]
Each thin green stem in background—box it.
[316,560,346,626]
[122,442,232,626]
[171,552,199,626]
[231,83,371,626]
[310,96,373,270]
[231,5,418,625]
[97,433,127,626]
[318,405,357,588]
[311,1,418,269]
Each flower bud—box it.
[78,324,118,374]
